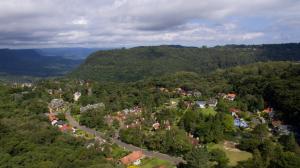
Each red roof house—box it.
[226,93,237,101]
[120,151,145,166]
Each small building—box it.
[120,151,145,166]
[188,133,199,146]
[73,92,81,102]
[207,99,218,107]
[56,120,65,127]
[196,101,206,109]
[263,107,274,118]
[80,103,105,113]
[48,113,58,121]
[272,120,291,135]
[47,89,53,95]
[193,91,202,97]
[152,122,160,130]
[21,83,33,88]
[48,99,65,113]
[59,124,73,132]
[234,118,248,128]
[226,93,236,101]
[163,120,171,130]
[229,108,240,118]
[51,119,58,126]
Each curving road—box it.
[65,112,185,165]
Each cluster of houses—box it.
[152,120,171,131]
[193,92,237,109]
[48,113,75,133]
[47,88,63,98]
[195,98,218,108]
[105,106,143,129]
[261,107,291,135]
[159,87,202,97]
[195,92,249,128]
[12,82,33,88]
[47,98,76,133]
[80,103,105,113]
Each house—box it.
[226,93,236,101]
[196,101,206,108]
[207,99,218,107]
[21,83,33,88]
[234,118,248,128]
[59,124,72,132]
[120,151,145,166]
[51,119,58,126]
[217,93,227,99]
[159,87,169,93]
[263,107,274,118]
[170,100,177,105]
[164,120,171,130]
[193,91,202,97]
[188,133,199,146]
[175,88,187,96]
[47,89,53,95]
[187,91,193,97]
[272,120,290,135]
[277,125,291,135]
[229,108,240,118]
[80,103,105,113]
[56,120,65,127]
[48,99,65,113]
[48,113,58,121]
[73,92,81,102]
[129,106,142,114]
[152,122,160,130]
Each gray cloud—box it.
[0,0,299,48]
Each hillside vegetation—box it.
[0,49,82,77]
[70,43,300,82]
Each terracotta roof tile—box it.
[120,151,144,165]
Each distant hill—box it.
[36,47,108,60]
[0,49,82,77]
[70,43,300,82]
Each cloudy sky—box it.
[0,0,299,48]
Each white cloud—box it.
[0,0,298,48]
[72,18,88,25]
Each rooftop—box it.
[120,151,144,165]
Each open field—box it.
[140,158,175,168]
[208,142,252,166]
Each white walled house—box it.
[73,92,81,102]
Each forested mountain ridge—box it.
[70,43,300,82]
[0,49,82,77]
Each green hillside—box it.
[70,43,300,82]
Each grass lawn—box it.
[208,142,252,166]
[75,129,94,139]
[140,158,175,168]
[199,107,217,116]
[111,144,129,159]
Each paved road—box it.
[65,112,185,165]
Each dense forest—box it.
[0,83,118,167]
[70,43,300,82]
